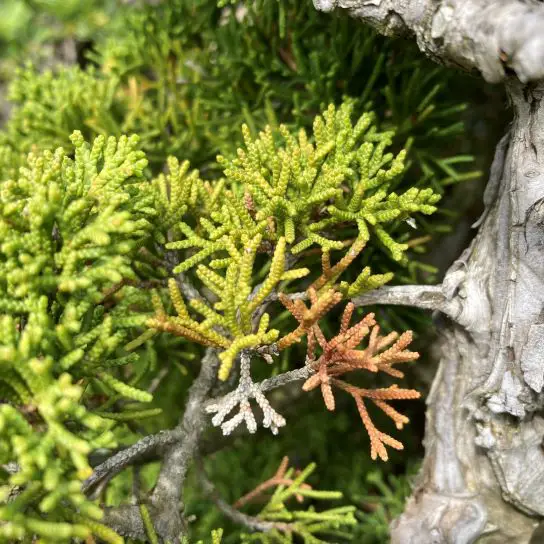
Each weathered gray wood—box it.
[390,80,544,543]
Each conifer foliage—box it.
[0,0,477,542]
[0,132,156,542]
[0,103,424,543]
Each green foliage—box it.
[240,463,357,544]
[2,64,121,155]
[0,0,115,62]
[216,102,439,259]
[0,132,165,542]
[149,102,438,381]
[351,465,419,543]
[0,0,482,542]
[149,238,291,381]
[181,528,224,544]
[0,0,479,300]
[0,105,428,541]
[2,0,479,188]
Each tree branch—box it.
[258,366,314,394]
[85,339,313,539]
[148,348,220,543]
[88,280,452,538]
[313,0,544,84]
[351,284,461,320]
[83,430,179,496]
[85,350,220,541]
[101,504,146,541]
[270,285,463,320]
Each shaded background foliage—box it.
[0,0,507,542]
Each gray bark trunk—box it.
[311,2,544,542]
[392,80,544,543]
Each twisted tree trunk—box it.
[392,81,544,543]
[313,2,544,542]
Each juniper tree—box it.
[0,1,488,542]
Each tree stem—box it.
[352,284,461,320]
[149,348,219,543]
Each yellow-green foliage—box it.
[240,462,357,543]
[2,65,120,153]
[181,528,224,544]
[170,101,439,268]
[0,0,475,541]
[150,235,309,380]
[0,132,164,542]
[150,156,207,241]
[147,103,440,380]
[0,103,441,541]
